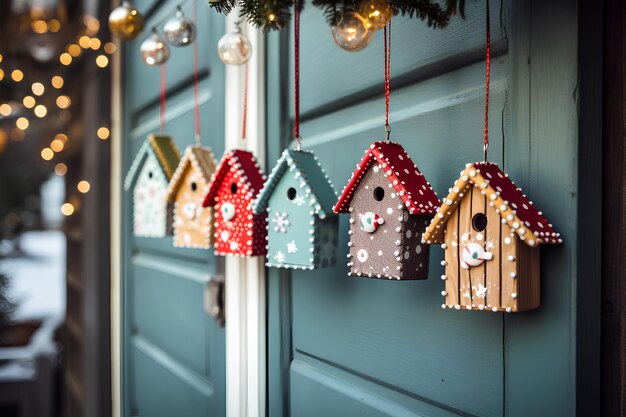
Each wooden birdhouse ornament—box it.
[124,134,181,237]
[421,162,562,313]
[166,145,217,249]
[202,149,268,257]
[252,149,338,270]
[334,141,440,280]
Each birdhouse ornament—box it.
[252,149,339,270]
[202,149,268,257]
[124,134,181,237]
[334,141,439,280]
[422,1,561,312]
[166,145,218,249]
[421,162,562,312]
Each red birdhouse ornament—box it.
[203,149,268,257]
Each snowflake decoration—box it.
[271,211,290,233]
[292,195,306,206]
[476,283,488,298]
[274,251,285,263]
[287,240,298,253]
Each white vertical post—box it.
[224,13,266,417]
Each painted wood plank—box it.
[500,225,518,311]
[517,244,540,311]
[458,184,473,308]
[485,196,502,310]
[444,208,459,307]
[470,185,487,307]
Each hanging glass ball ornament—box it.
[109,1,144,40]
[163,6,197,47]
[217,25,252,65]
[331,11,374,52]
[360,0,393,30]
[140,28,170,66]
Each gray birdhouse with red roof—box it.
[422,162,562,313]
[334,141,440,280]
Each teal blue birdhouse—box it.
[252,149,338,270]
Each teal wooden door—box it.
[268,0,580,416]
[121,2,226,416]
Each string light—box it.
[61,203,74,216]
[77,180,90,193]
[49,19,61,32]
[16,117,29,130]
[104,42,117,54]
[23,96,36,108]
[0,69,4,81]
[68,44,82,57]
[31,20,48,34]
[60,53,72,65]
[11,70,23,82]
[84,15,100,35]
[50,138,64,152]
[41,147,54,160]
[96,55,109,68]
[90,38,101,50]
[34,104,47,118]
[54,163,67,176]
[97,127,110,140]
[79,36,91,48]
[56,95,71,109]
[32,82,45,96]
[0,104,12,116]
[55,133,68,143]
[51,76,64,88]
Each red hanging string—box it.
[193,0,201,145]
[294,0,301,149]
[160,62,167,132]
[383,20,391,142]
[241,63,249,144]
[483,0,491,161]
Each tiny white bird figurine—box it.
[359,211,384,233]
[461,242,493,269]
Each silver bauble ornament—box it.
[331,11,374,52]
[163,6,197,47]
[140,28,170,66]
[217,26,252,65]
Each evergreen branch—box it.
[209,0,239,14]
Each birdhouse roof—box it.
[166,145,217,202]
[333,141,440,215]
[123,134,181,191]
[202,149,266,207]
[422,162,562,247]
[252,149,337,219]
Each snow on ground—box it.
[0,231,66,321]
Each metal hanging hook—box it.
[296,135,303,151]
[385,124,391,143]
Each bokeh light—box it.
[97,127,110,140]
[41,147,54,160]
[77,180,91,193]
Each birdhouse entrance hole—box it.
[287,187,296,200]
[472,212,487,232]
[373,186,384,201]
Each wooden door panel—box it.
[122,4,226,417]
[297,0,504,116]
[131,341,216,417]
[131,258,211,375]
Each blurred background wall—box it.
[0,1,112,416]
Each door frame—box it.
[110,10,268,417]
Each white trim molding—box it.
[224,14,267,417]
